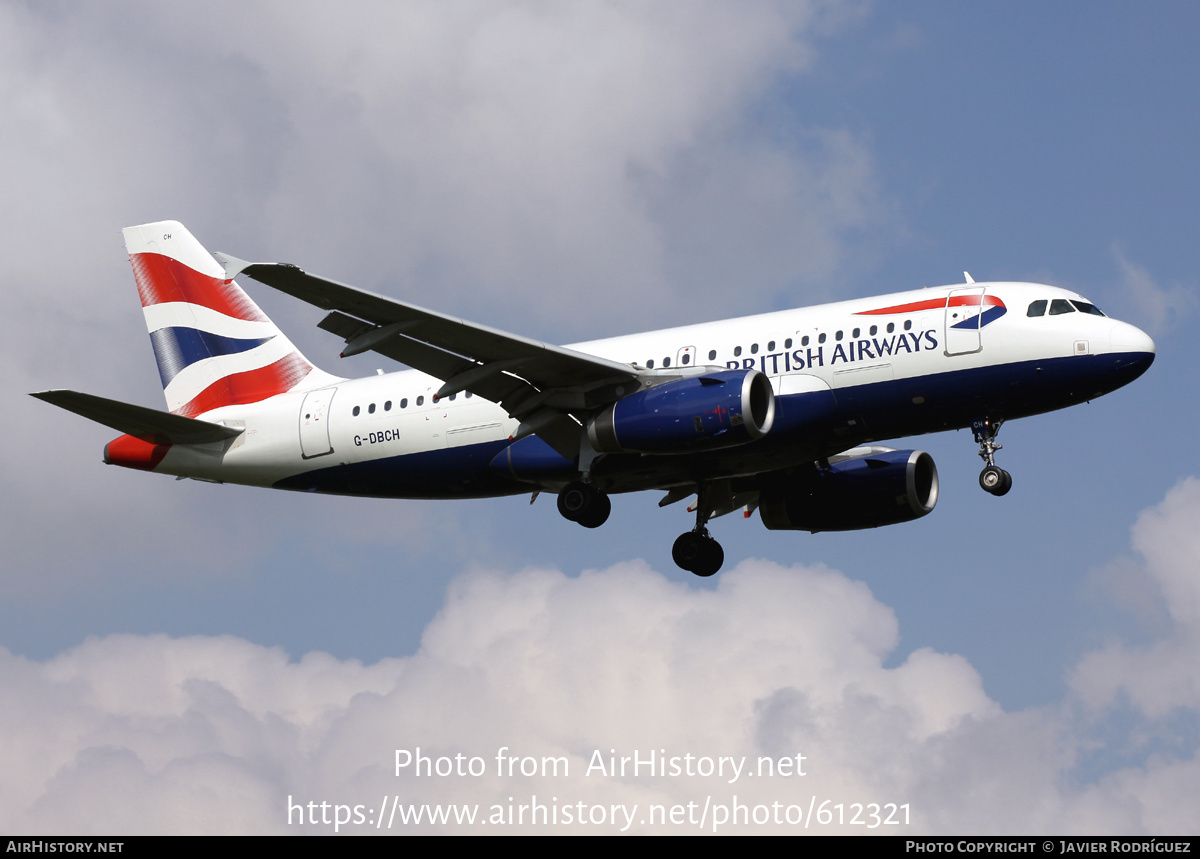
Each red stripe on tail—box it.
[174,352,314,417]
[130,252,268,322]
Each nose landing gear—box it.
[979,464,1012,495]
[973,418,1012,496]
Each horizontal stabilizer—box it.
[30,390,243,444]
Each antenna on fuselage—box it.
[964,272,975,283]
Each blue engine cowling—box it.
[759,449,939,532]
[587,369,776,454]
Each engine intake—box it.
[588,369,775,454]
[760,449,939,532]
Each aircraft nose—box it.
[1107,320,1156,384]
[1110,320,1156,356]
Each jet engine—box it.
[587,369,775,454]
[759,449,938,532]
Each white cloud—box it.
[1072,478,1200,716]
[1111,247,1197,335]
[4,535,1199,834]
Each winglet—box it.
[212,251,254,281]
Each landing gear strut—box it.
[672,484,725,577]
[557,481,611,528]
[972,418,1012,496]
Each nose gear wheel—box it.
[973,418,1013,496]
[979,464,1012,496]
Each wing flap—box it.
[346,330,530,411]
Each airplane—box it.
[33,220,1156,577]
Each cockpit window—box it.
[1049,299,1075,315]
[1070,300,1106,316]
[1027,300,1047,317]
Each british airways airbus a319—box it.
[34,221,1155,576]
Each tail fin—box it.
[123,220,331,417]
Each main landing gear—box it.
[557,481,611,528]
[973,417,1012,496]
[672,530,724,578]
[671,484,725,578]
[556,478,726,577]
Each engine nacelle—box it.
[587,369,775,454]
[759,449,939,532]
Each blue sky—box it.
[2,1,1198,834]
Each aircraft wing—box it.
[216,255,640,457]
[30,390,243,444]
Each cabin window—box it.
[887,322,895,334]
[852,328,860,338]
[1071,300,1106,316]
[400,398,408,408]
[368,403,376,414]
[416,396,424,406]
[663,357,671,367]
[384,401,392,411]
[904,320,912,331]
[352,406,360,417]
[751,343,759,354]
[785,338,792,349]
[869,325,877,336]
[818,333,826,344]
[1049,299,1075,315]
[708,350,717,360]
[1027,300,1047,317]
[466,392,473,398]
[647,359,655,368]
[681,353,690,365]
[734,346,742,357]
[767,340,775,351]
[835,330,843,341]
[449,393,457,401]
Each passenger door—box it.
[299,387,337,458]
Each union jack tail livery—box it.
[123,221,327,418]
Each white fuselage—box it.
[153,281,1154,497]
